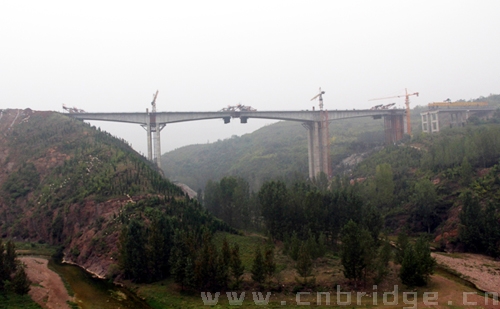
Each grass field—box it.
[14,241,58,257]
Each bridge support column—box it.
[304,123,315,179]
[304,120,330,179]
[142,109,165,171]
[320,112,330,178]
[146,109,152,161]
[152,123,166,170]
[384,114,405,143]
[313,122,321,177]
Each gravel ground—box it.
[20,257,72,309]
[433,252,500,294]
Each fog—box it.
[1,0,499,153]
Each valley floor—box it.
[20,257,72,309]
[432,252,500,295]
[15,248,500,308]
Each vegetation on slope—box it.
[0,110,232,283]
[162,116,389,191]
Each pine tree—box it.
[263,246,276,286]
[11,265,31,295]
[317,233,327,258]
[340,220,374,287]
[183,257,196,290]
[119,219,149,282]
[399,244,419,287]
[170,246,188,290]
[147,215,173,281]
[221,238,231,267]
[395,230,410,265]
[251,247,265,285]
[289,231,300,261]
[399,236,436,287]
[215,253,229,290]
[0,239,6,291]
[459,191,484,252]
[4,240,17,274]
[295,243,313,285]
[306,232,319,259]
[374,239,392,284]
[230,244,244,289]
[483,202,500,258]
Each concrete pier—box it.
[70,108,406,178]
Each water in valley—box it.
[49,259,152,309]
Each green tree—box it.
[4,240,17,275]
[459,191,484,252]
[374,239,392,284]
[170,239,190,290]
[413,179,438,233]
[483,202,500,258]
[395,230,410,265]
[373,163,394,208]
[251,247,265,285]
[119,219,149,282]
[295,243,313,285]
[11,265,31,295]
[399,236,436,287]
[147,214,173,281]
[340,220,374,287]
[230,244,244,288]
[221,238,231,268]
[263,246,276,286]
[219,176,239,226]
[289,231,300,260]
[459,156,473,185]
[0,239,6,291]
[259,180,289,240]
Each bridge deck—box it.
[69,109,406,125]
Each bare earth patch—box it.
[433,252,500,294]
[20,257,72,309]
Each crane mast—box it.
[369,88,419,136]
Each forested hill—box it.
[162,94,500,192]
[0,109,231,280]
[161,115,390,191]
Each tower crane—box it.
[311,87,325,110]
[151,90,159,113]
[369,88,419,136]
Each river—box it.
[49,260,153,309]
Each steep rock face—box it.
[0,110,181,278]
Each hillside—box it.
[161,114,392,191]
[0,109,227,279]
[162,94,500,193]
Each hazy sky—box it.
[2,1,499,154]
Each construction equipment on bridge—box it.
[62,104,85,113]
[428,101,488,109]
[219,104,257,112]
[311,87,325,110]
[369,88,419,136]
[370,103,396,110]
[151,90,159,113]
